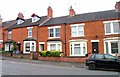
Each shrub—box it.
[39,51,47,57]
[50,50,61,57]
[39,50,61,57]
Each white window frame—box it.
[17,19,24,25]
[104,20,120,35]
[70,23,85,37]
[32,16,40,23]
[8,31,12,39]
[70,41,87,56]
[104,38,120,55]
[48,26,61,39]
[27,27,33,37]
[24,41,36,54]
[47,41,62,52]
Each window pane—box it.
[105,42,109,54]
[50,44,56,50]
[49,29,54,37]
[78,26,84,36]
[25,43,30,52]
[28,28,32,37]
[105,23,111,33]
[113,22,120,33]
[71,26,77,36]
[57,44,61,51]
[74,44,81,55]
[55,28,60,37]
[111,42,118,53]
[83,43,86,54]
[74,47,81,55]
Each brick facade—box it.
[2,3,120,62]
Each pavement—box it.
[1,56,86,68]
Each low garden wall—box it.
[38,56,86,63]
[13,54,30,59]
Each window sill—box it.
[71,36,84,37]
[48,37,60,39]
[105,33,120,35]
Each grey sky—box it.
[0,0,119,21]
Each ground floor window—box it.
[24,41,36,53]
[4,43,13,51]
[47,41,62,51]
[70,42,87,56]
[104,40,120,54]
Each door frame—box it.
[91,40,99,53]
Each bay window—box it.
[47,41,62,51]
[70,42,87,56]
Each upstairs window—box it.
[8,31,12,39]
[71,23,84,37]
[27,27,33,37]
[48,26,61,38]
[17,19,24,25]
[32,16,40,23]
[104,20,120,35]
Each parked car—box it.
[85,54,120,70]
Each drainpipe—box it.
[64,23,67,56]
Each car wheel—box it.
[88,63,96,70]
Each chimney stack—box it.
[0,15,2,26]
[69,6,75,16]
[18,12,24,19]
[115,1,120,11]
[47,6,53,17]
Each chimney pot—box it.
[69,6,75,16]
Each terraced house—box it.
[2,2,120,61]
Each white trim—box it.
[39,42,45,44]
[103,20,120,23]
[91,40,99,42]
[48,26,61,29]
[27,27,33,29]
[69,39,87,42]
[104,39,120,55]
[70,41,87,56]
[104,37,120,41]
[71,23,85,37]
[47,41,62,51]
[48,26,61,38]
[70,23,85,26]
[23,41,36,54]
[104,20,120,35]
[0,40,3,42]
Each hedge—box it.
[39,50,61,57]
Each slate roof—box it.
[2,20,17,29]
[43,10,120,26]
[3,9,120,29]
[7,16,49,29]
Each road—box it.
[1,57,120,75]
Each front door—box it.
[92,42,99,53]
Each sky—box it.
[0,0,119,22]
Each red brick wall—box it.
[85,21,105,54]
[4,26,38,52]
[38,24,66,54]
[0,27,3,40]
[65,21,105,56]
